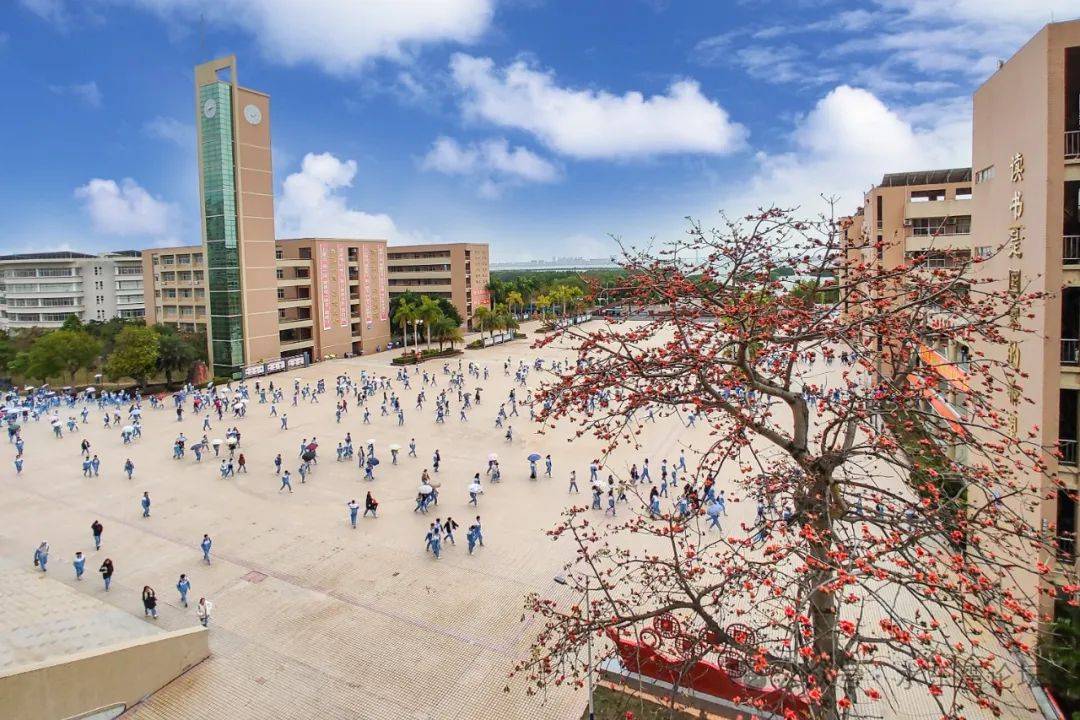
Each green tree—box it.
[7,329,100,385]
[105,326,160,387]
[392,298,418,352]
[434,297,464,327]
[417,296,443,348]
[1040,603,1080,717]
[61,315,84,332]
[154,325,199,387]
[432,315,462,350]
[506,290,524,318]
[473,306,493,343]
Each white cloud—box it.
[49,81,102,108]
[276,152,399,239]
[143,116,192,147]
[19,0,68,27]
[75,178,175,236]
[724,85,970,217]
[115,0,494,72]
[421,136,559,197]
[449,53,747,160]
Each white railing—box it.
[1065,235,1080,265]
[1063,339,1080,365]
[1067,131,1080,160]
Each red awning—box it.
[918,343,971,393]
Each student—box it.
[141,491,151,518]
[99,558,114,591]
[347,499,360,528]
[91,519,103,550]
[142,586,159,619]
[124,458,135,479]
[200,534,213,565]
[280,470,293,493]
[33,541,49,572]
[363,492,378,518]
[73,551,86,580]
[176,574,191,607]
[196,597,212,627]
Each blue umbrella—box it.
[368,457,380,467]
[527,453,542,462]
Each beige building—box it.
[142,246,208,333]
[141,239,391,361]
[387,243,490,329]
[275,238,391,359]
[970,20,1080,607]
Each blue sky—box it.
[0,0,1075,260]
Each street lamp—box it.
[554,572,594,720]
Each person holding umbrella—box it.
[388,443,400,465]
[364,455,378,480]
[527,453,542,479]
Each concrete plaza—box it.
[0,320,731,720]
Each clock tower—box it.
[194,56,280,378]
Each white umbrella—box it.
[122,425,134,434]
[488,453,498,461]
[419,483,434,495]
[366,439,376,445]
[84,387,96,393]
[468,482,483,494]
[388,443,402,451]
[211,438,222,446]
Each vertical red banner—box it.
[377,245,388,322]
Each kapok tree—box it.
[515,208,1079,720]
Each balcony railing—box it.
[1067,130,1080,160]
[1065,235,1080,265]
[1060,438,1078,466]
[1064,339,1080,365]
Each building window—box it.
[275,249,284,260]
[955,187,972,200]
[277,288,285,300]
[975,165,995,184]
[298,248,312,260]
[276,269,284,279]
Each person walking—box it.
[347,499,359,528]
[274,453,282,474]
[99,558,114,591]
[140,491,151,518]
[124,458,135,479]
[568,469,579,493]
[200,534,212,565]
[237,453,247,473]
[142,586,158,619]
[33,541,49,572]
[443,517,458,546]
[91,519,103,550]
[196,597,212,627]
[280,470,293,493]
[176,574,191,607]
[545,454,553,478]
[73,551,86,580]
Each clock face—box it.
[244,104,262,125]
[203,98,217,119]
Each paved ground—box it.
[0,556,163,670]
[0,320,732,720]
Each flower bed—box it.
[390,348,463,365]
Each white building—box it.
[0,251,145,330]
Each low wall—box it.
[0,626,209,720]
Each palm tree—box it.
[535,293,551,321]
[473,306,493,343]
[506,290,524,319]
[432,316,463,350]
[417,296,443,349]
[392,299,417,352]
